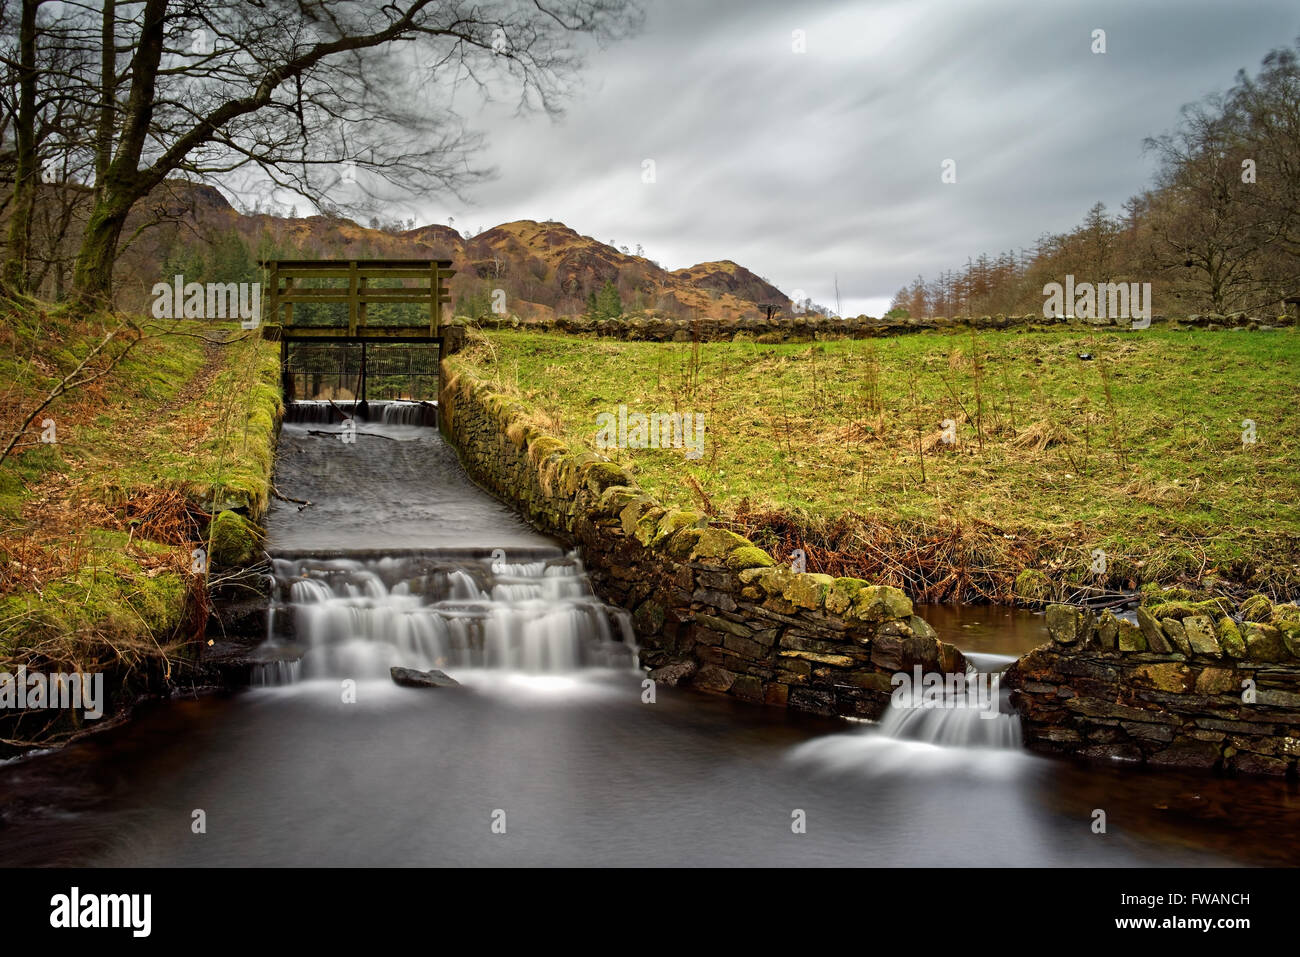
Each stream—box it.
[1,404,1297,867]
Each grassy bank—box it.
[0,300,280,741]
[452,326,1300,602]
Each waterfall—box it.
[876,655,1022,749]
[282,400,436,427]
[379,401,437,427]
[251,552,637,684]
[787,653,1024,777]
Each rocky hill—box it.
[113,183,793,321]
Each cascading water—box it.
[2,399,1279,869]
[875,654,1023,749]
[281,399,437,427]
[250,400,637,684]
[252,552,637,683]
[787,650,1024,777]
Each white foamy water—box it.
[252,553,637,683]
[789,657,1023,776]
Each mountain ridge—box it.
[125,183,793,321]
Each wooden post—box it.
[429,262,439,335]
[267,260,279,328]
[280,337,289,401]
[348,260,359,337]
[358,273,368,330]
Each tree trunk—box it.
[72,200,131,305]
[92,0,117,200]
[72,0,167,306]
[2,0,39,295]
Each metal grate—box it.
[283,341,441,401]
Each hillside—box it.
[0,301,280,737]
[108,184,793,322]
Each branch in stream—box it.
[305,429,396,440]
[272,485,315,510]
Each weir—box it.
[261,394,1024,751]
[876,654,1023,750]
[252,552,636,684]
[258,259,463,403]
[251,402,637,685]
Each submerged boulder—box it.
[390,667,460,688]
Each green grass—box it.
[0,301,281,668]
[452,327,1300,600]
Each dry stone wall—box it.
[469,311,1291,344]
[439,367,966,718]
[1009,601,1300,776]
[440,363,1300,777]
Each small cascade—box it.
[282,401,342,424]
[251,660,302,686]
[251,552,636,684]
[379,401,437,427]
[877,659,1022,749]
[283,400,436,427]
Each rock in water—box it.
[648,660,697,686]
[390,666,460,688]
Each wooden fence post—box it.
[348,261,360,337]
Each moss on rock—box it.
[825,577,865,616]
[651,509,704,548]
[784,573,834,610]
[725,545,775,571]
[664,527,704,560]
[208,509,261,567]
[851,585,912,623]
[690,527,753,561]
[1014,568,1052,605]
[1278,619,1300,659]
[1232,595,1274,624]
[597,484,642,516]
[632,507,668,546]
[583,462,631,495]
[1216,616,1247,658]
[1244,623,1285,661]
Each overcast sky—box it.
[404,0,1297,317]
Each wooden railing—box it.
[260,259,455,339]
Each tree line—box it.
[891,39,1300,319]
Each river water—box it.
[1,405,1297,867]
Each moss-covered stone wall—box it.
[1009,601,1300,776]
[439,366,966,718]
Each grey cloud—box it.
[410,0,1298,315]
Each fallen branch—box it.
[272,485,315,510]
[0,319,141,467]
[306,428,396,440]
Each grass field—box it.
[0,301,280,696]
[455,326,1300,601]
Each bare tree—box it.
[1227,38,1300,303]
[1,0,642,303]
[1145,96,1266,313]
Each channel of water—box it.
[1,404,1297,866]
